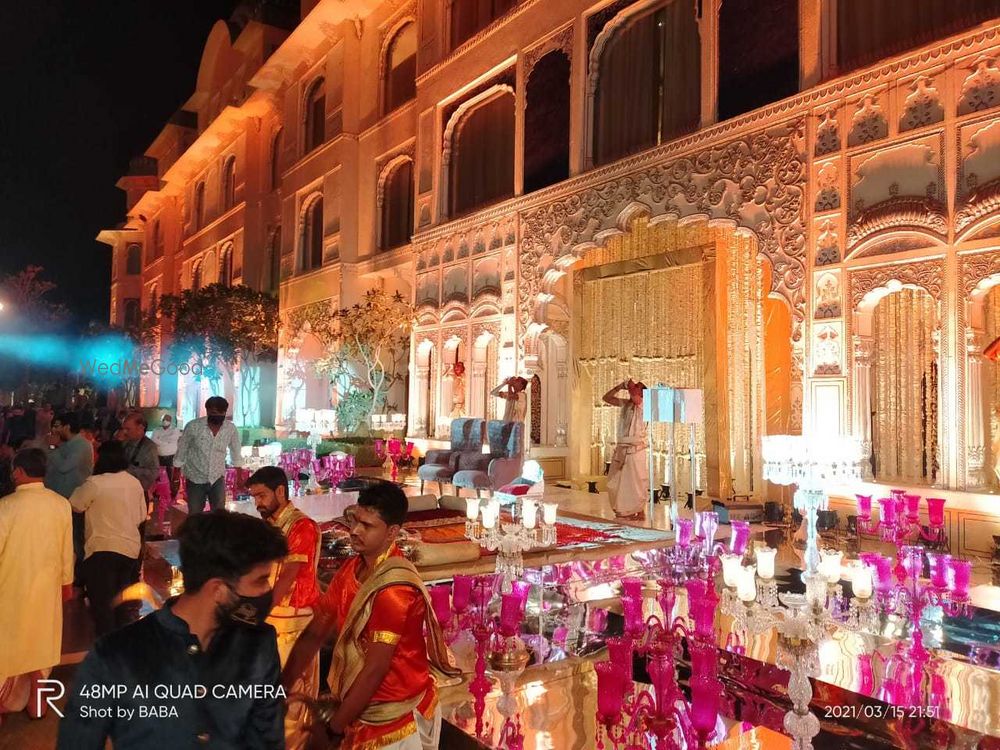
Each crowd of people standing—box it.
[0,395,451,749]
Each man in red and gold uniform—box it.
[282,481,457,750]
[247,466,321,749]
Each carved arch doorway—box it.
[569,216,776,501]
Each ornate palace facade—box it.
[102,1,1000,508]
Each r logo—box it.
[35,679,65,718]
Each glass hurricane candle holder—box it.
[729,520,751,556]
[755,546,777,580]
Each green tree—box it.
[153,284,279,426]
[317,289,413,432]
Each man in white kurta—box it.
[0,448,74,718]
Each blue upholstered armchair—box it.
[417,418,485,493]
[453,420,525,497]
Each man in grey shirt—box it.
[45,411,94,579]
[121,412,160,494]
[45,412,94,499]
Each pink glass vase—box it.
[621,577,643,601]
[697,511,719,556]
[926,497,946,528]
[947,558,972,599]
[903,494,921,523]
[595,661,628,723]
[430,585,452,627]
[621,595,644,635]
[860,552,893,594]
[690,676,721,742]
[606,635,634,668]
[729,520,751,556]
[499,592,524,637]
[856,494,873,520]
[452,575,473,613]
[676,517,694,547]
[689,639,717,676]
[877,497,897,526]
[927,553,951,590]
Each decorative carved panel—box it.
[961,250,1000,295]
[959,58,1000,115]
[849,259,944,309]
[899,76,944,132]
[519,118,806,354]
[848,96,888,147]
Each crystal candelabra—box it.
[595,561,724,750]
[373,438,413,483]
[856,489,947,547]
[430,574,529,738]
[762,434,865,577]
[369,412,407,432]
[720,540,879,750]
[858,545,972,660]
[465,497,558,592]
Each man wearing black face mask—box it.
[58,510,288,750]
[175,396,243,515]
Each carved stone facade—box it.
[107,1,1000,492]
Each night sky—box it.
[0,0,238,329]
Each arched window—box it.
[192,261,203,290]
[123,299,141,330]
[383,22,417,114]
[126,244,142,275]
[270,129,283,191]
[449,91,515,218]
[380,160,414,251]
[266,227,281,295]
[836,0,999,76]
[222,156,237,210]
[592,1,700,166]
[300,197,324,273]
[304,78,326,153]
[868,287,939,483]
[450,0,517,50]
[718,0,798,120]
[194,181,206,230]
[524,51,570,193]
[219,244,234,287]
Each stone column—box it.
[523,354,541,458]
[798,0,823,90]
[966,328,987,488]
[852,335,875,480]
[554,360,569,447]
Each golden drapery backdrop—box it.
[573,218,763,497]
[984,286,1000,487]
[871,288,938,484]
